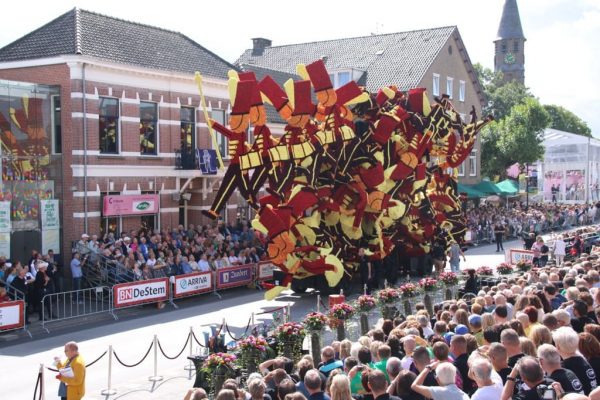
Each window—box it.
[458,162,465,177]
[446,77,454,99]
[433,74,440,96]
[337,72,351,87]
[101,191,120,236]
[513,41,519,53]
[459,80,466,102]
[501,42,507,53]
[180,106,195,151]
[469,150,477,176]
[211,109,227,158]
[51,95,61,154]
[99,97,119,154]
[140,102,158,155]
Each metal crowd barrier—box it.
[41,286,117,333]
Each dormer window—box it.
[329,70,353,89]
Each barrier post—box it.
[101,345,117,396]
[286,303,291,322]
[317,295,320,312]
[251,312,255,327]
[169,276,179,309]
[184,327,195,377]
[40,363,46,400]
[149,335,163,383]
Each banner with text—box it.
[0,300,24,331]
[508,249,535,264]
[173,272,213,297]
[113,278,169,308]
[0,232,9,258]
[40,199,60,230]
[103,194,160,217]
[257,261,276,282]
[217,265,254,289]
[0,201,10,232]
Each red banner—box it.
[173,272,213,297]
[256,261,276,282]
[0,300,24,330]
[216,264,254,289]
[113,278,169,308]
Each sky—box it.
[1,0,598,135]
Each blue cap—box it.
[455,324,469,335]
[469,314,482,327]
[444,332,455,344]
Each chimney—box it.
[251,38,272,56]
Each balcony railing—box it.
[175,148,197,170]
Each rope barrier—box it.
[33,371,41,400]
[113,340,154,368]
[319,297,329,311]
[255,305,288,315]
[223,316,252,341]
[46,350,108,372]
[157,332,191,360]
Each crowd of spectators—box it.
[191,252,600,400]
[466,202,600,245]
[74,220,266,284]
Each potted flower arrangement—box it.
[329,303,355,340]
[476,266,493,276]
[202,352,238,394]
[516,260,533,272]
[418,277,438,292]
[302,312,328,364]
[376,288,400,320]
[237,335,267,373]
[438,271,459,286]
[303,312,328,332]
[399,283,418,297]
[274,322,305,362]
[496,262,514,275]
[355,295,376,335]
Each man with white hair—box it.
[417,314,434,338]
[501,356,556,400]
[553,309,572,327]
[411,361,470,400]
[553,327,598,395]
[470,359,503,400]
[537,343,584,394]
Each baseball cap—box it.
[444,332,455,344]
[82,233,90,238]
[468,314,482,327]
[455,324,469,335]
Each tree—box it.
[481,97,551,179]
[474,63,533,120]
[543,104,591,137]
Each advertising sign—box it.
[257,261,276,281]
[173,272,213,297]
[42,229,60,255]
[113,278,169,308]
[40,199,60,230]
[0,201,10,232]
[103,194,160,217]
[508,249,535,265]
[0,301,24,330]
[196,148,217,175]
[217,265,253,289]
[0,232,10,258]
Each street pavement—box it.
[0,238,523,400]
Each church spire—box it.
[494,0,526,84]
[496,0,525,40]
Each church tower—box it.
[494,0,526,84]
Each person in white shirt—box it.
[553,235,566,266]
[228,250,240,266]
[417,315,434,339]
[198,254,211,272]
[188,254,200,271]
[470,358,503,400]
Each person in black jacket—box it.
[462,269,479,296]
[11,267,34,324]
[494,222,505,252]
[33,262,56,319]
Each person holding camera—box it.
[501,356,560,400]
[537,344,584,395]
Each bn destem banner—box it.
[113,278,169,308]
[257,261,276,281]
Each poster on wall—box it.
[0,232,10,258]
[42,229,60,255]
[0,201,10,232]
[40,199,60,230]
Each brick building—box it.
[0,8,246,261]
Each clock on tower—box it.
[504,52,516,64]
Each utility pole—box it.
[525,163,529,210]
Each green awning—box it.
[473,180,511,195]
[496,179,519,194]
[457,183,486,198]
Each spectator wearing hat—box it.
[33,261,55,319]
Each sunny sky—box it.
[1,0,598,135]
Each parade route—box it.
[0,239,524,399]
